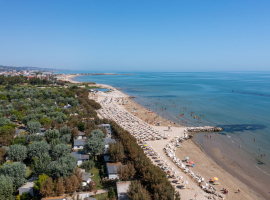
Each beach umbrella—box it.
[185,157,189,159]
[212,177,218,181]
[189,161,194,164]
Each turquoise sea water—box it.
[73,72,270,177]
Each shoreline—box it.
[70,75,265,199]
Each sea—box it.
[69,71,270,195]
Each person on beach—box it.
[238,189,240,193]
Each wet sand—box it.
[194,133,270,200]
[120,98,183,128]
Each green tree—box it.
[0,93,8,100]
[27,141,50,159]
[0,162,27,188]
[34,174,48,191]
[80,160,94,171]
[40,117,51,126]
[127,180,151,200]
[0,175,13,200]
[59,126,72,136]
[49,138,61,149]
[21,192,32,200]
[7,144,27,162]
[60,134,71,144]
[52,154,77,178]
[10,135,27,146]
[26,121,41,134]
[52,144,71,160]
[108,187,116,199]
[32,153,52,176]
[27,134,44,142]
[89,129,104,139]
[83,137,104,160]
[10,114,17,122]
[108,142,125,162]
[45,129,59,143]
[77,122,85,132]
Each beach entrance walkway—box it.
[148,126,209,200]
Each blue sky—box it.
[0,0,269,71]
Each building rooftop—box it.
[71,151,89,160]
[74,139,86,146]
[19,182,34,189]
[82,172,91,182]
[106,162,122,174]
[117,181,131,200]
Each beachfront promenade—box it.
[97,96,224,200]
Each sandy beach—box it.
[56,74,81,83]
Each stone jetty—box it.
[186,126,223,133]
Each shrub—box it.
[80,160,94,170]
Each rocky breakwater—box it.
[186,126,223,133]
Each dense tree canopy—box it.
[59,126,71,136]
[32,153,52,176]
[52,154,77,178]
[127,180,151,200]
[27,134,44,142]
[7,144,27,162]
[108,141,125,163]
[52,144,71,160]
[89,129,104,140]
[45,129,59,143]
[0,162,27,188]
[83,137,104,159]
[34,174,48,191]
[80,160,94,171]
[27,140,50,159]
[26,121,41,134]
[0,175,14,200]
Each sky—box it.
[0,0,270,72]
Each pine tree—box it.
[55,178,65,196]
[40,177,53,197]
[64,177,72,194]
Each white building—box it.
[73,139,86,150]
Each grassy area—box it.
[88,86,101,89]
[89,158,107,190]
[26,166,33,179]
[65,82,82,87]
[90,192,109,200]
